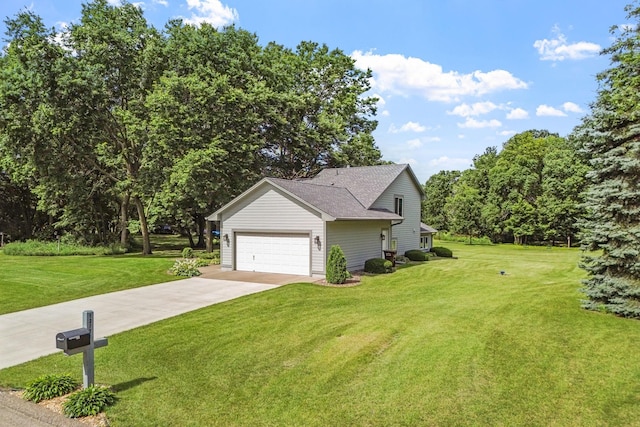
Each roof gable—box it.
[209,164,422,222]
[309,164,423,208]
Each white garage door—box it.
[235,233,310,275]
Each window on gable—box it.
[394,196,403,217]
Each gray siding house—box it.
[207,164,424,277]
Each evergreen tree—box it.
[326,245,347,284]
[577,3,640,318]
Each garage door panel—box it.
[236,233,310,275]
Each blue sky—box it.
[1,0,632,183]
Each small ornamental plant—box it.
[63,385,117,418]
[23,374,79,403]
[181,247,194,259]
[169,258,202,277]
[326,245,348,284]
[364,258,393,274]
[404,249,429,261]
[431,246,453,258]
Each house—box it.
[206,164,425,277]
[420,223,438,251]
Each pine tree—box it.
[577,3,640,318]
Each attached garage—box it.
[235,232,311,276]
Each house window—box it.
[420,236,427,249]
[394,196,403,217]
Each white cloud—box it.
[182,0,238,27]
[457,118,502,129]
[407,138,423,149]
[562,101,583,113]
[154,0,169,5]
[390,121,427,133]
[398,157,418,166]
[448,101,497,117]
[372,93,390,117]
[429,156,472,170]
[499,130,517,137]
[536,104,567,117]
[506,107,529,120]
[534,26,600,61]
[351,50,527,102]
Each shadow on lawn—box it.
[112,376,157,392]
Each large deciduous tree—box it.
[422,170,461,231]
[260,41,381,178]
[577,3,640,318]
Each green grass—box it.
[0,234,198,315]
[2,242,640,426]
[0,254,180,315]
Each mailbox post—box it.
[55,310,108,389]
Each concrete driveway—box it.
[0,277,284,370]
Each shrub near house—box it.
[326,245,347,284]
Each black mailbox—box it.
[56,328,91,354]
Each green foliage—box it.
[404,250,429,261]
[431,247,453,258]
[326,245,347,284]
[422,170,461,231]
[62,385,117,418]
[364,258,393,274]
[437,233,493,245]
[169,258,201,277]
[22,374,78,403]
[181,247,194,259]
[3,240,125,256]
[194,258,211,267]
[576,4,640,318]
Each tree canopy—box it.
[422,130,587,245]
[0,0,382,249]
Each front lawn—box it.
[0,254,179,315]
[2,242,639,425]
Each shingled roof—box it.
[267,178,401,220]
[308,164,423,208]
[208,164,420,221]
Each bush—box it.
[404,249,429,261]
[169,258,201,277]
[431,246,453,257]
[364,258,393,274]
[23,374,79,403]
[181,247,194,259]
[63,385,117,418]
[326,245,348,284]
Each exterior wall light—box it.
[223,233,229,243]
[380,233,386,240]
[314,235,321,245]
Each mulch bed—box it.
[315,270,364,287]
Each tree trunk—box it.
[205,220,212,253]
[119,193,130,247]
[195,214,205,248]
[133,195,152,255]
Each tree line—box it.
[0,0,383,253]
[422,129,588,246]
